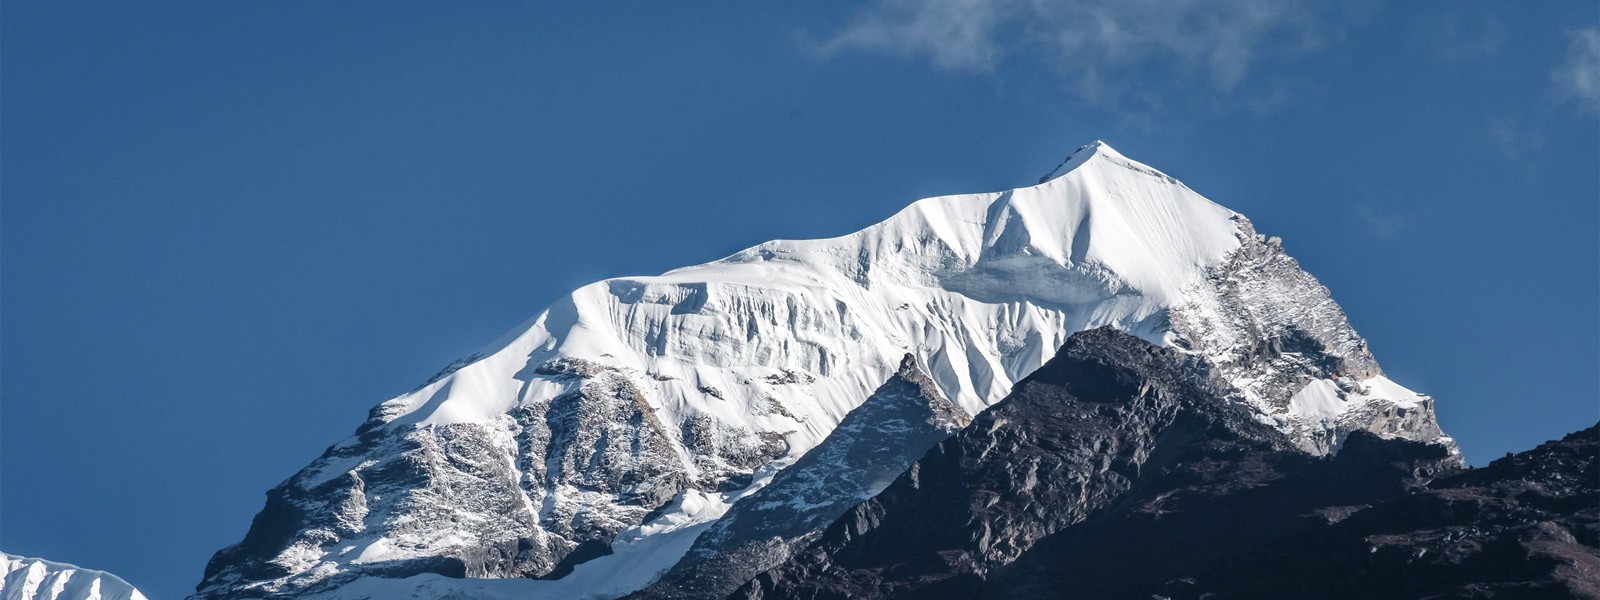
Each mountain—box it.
[2,553,149,600]
[195,141,1452,599]
[735,328,1597,599]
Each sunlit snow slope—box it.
[196,141,1452,599]
[396,141,1241,442]
[2,554,148,600]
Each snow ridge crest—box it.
[2,553,149,600]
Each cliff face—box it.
[736,327,1485,599]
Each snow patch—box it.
[1288,379,1345,421]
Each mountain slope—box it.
[196,141,1451,599]
[2,553,148,600]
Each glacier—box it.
[195,141,1452,599]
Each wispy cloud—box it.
[809,0,1341,106]
[1551,29,1600,116]
[1486,118,1546,159]
[814,0,1010,72]
[1420,13,1505,60]
[1353,204,1408,239]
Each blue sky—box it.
[3,2,1596,598]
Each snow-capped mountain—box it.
[195,141,1452,599]
[2,553,148,600]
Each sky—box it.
[2,2,1596,598]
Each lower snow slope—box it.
[195,141,1453,599]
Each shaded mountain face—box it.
[735,328,1592,600]
[1163,423,1599,600]
[633,355,970,600]
[196,142,1453,599]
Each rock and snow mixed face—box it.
[194,141,1453,599]
[2,553,149,600]
[635,354,972,599]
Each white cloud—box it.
[811,0,1334,104]
[1552,28,1600,115]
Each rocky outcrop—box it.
[635,355,969,599]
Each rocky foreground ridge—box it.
[735,328,1597,600]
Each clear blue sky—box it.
[3,2,1596,598]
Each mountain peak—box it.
[1038,139,1124,183]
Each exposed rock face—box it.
[635,355,970,599]
[736,328,1590,600]
[196,363,719,597]
[1168,217,1449,454]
